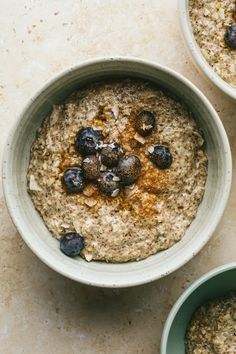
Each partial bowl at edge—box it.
[161,262,236,353]
[178,0,236,100]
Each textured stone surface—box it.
[0,0,235,353]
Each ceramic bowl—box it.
[161,262,236,353]
[2,57,232,288]
[179,0,236,100]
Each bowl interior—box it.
[3,58,232,287]
[163,267,236,354]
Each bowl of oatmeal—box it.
[2,57,232,287]
[179,0,236,99]
[161,263,236,354]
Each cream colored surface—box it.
[0,1,235,353]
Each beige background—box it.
[0,0,236,353]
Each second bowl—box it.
[161,262,236,353]
[179,0,236,100]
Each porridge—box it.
[186,294,236,354]
[189,0,236,88]
[27,79,207,262]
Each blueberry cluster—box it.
[62,110,173,199]
[62,127,142,198]
[60,110,173,257]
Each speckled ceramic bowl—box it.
[179,0,236,100]
[2,57,232,288]
[161,263,236,353]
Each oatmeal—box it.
[186,294,236,354]
[27,79,207,262]
[189,0,236,88]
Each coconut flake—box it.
[218,8,225,19]
[229,64,235,73]
[87,110,97,120]
[100,164,107,172]
[110,142,117,149]
[112,176,120,182]
[203,8,210,16]
[83,185,96,197]
[147,146,155,154]
[142,123,153,130]
[118,125,125,133]
[73,219,80,233]
[84,199,97,207]
[84,253,93,262]
[61,223,70,229]
[29,175,42,191]
[69,204,78,212]
[124,144,132,152]
[134,133,145,145]
[111,104,119,119]
[111,189,120,197]
[96,141,105,150]
[83,189,92,197]
[47,177,55,187]
[93,126,103,131]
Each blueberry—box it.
[101,142,125,167]
[135,110,156,137]
[97,171,120,197]
[82,155,101,180]
[148,144,172,169]
[60,232,84,257]
[116,155,142,185]
[225,25,236,50]
[75,127,103,156]
[62,167,85,193]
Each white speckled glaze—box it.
[179,0,236,100]
[2,57,232,288]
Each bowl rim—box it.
[178,0,236,100]
[2,56,233,287]
[160,262,236,353]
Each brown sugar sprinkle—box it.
[27,79,207,262]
